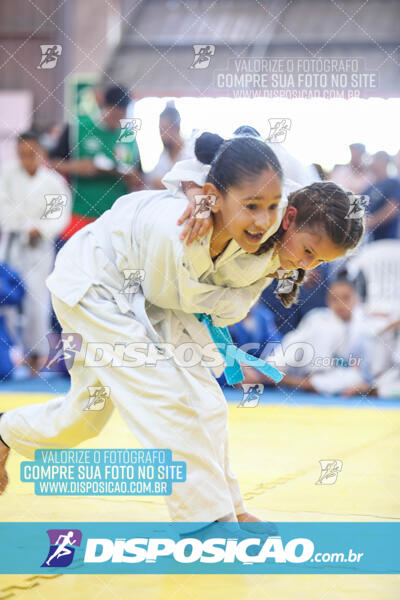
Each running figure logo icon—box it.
[275,269,299,295]
[345,193,369,219]
[44,333,83,371]
[37,45,62,69]
[238,384,264,407]
[42,529,82,567]
[266,118,291,143]
[42,194,67,219]
[84,386,110,411]
[118,119,142,142]
[316,459,343,485]
[193,194,217,219]
[190,45,215,69]
[120,269,145,295]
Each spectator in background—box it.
[149,103,193,189]
[257,277,389,397]
[0,131,71,374]
[50,84,143,239]
[278,277,369,394]
[331,143,372,194]
[342,316,400,399]
[0,263,25,380]
[363,151,400,241]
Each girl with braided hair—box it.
[254,181,365,307]
[172,130,364,309]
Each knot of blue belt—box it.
[195,313,283,386]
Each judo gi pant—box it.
[0,285,246,522]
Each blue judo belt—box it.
[195,313,283,386]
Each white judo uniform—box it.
[281,306,391,395]
[0,160,288,522]
[0,162,71,356]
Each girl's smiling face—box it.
[206,168,282,255]
[277,206,345,270]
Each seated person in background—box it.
[0,262,25,379]
[0,130,71,375]
[363,151,400,241]
[342,317,400,399]
[278,276,374,394]
[242,276,388,396]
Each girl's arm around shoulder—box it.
[136,199,267,326]
[162,158,213,245]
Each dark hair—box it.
[233,125,261,137]
[257,181,365,307]
[18,130,40,144]
[275,269,307,308]
[331,267,366,299]
[329,275,355,290]
[104,85,130,109]
[160,105,181,128]
[194,130,283,193]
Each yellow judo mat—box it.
[0,392,399,599]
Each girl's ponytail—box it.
[195,125,262,166]
[194,132,225,165]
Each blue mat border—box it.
[0,377,398,409]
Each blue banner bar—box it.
[0,522,398,574]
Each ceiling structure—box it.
[106,0,400,99]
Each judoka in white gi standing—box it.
[0,131,71,373]
[0,131,364,523]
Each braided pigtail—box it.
[274,268,306,307]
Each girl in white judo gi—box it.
[0,131,363,524]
